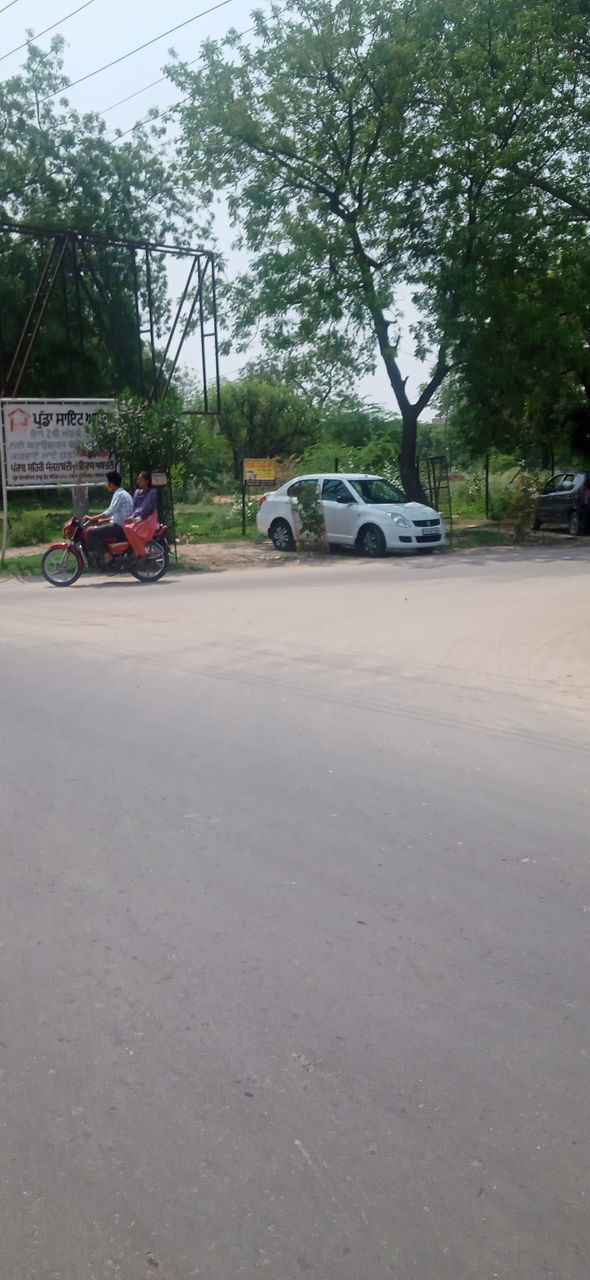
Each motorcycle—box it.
[42,515,170,587]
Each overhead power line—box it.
[100,23,257,116]
[0,0,22,15]
[102,73,173,117]
[115,92,192,142]
[47,0,238,100]
[110,16,270,143]
[0,0,95,63]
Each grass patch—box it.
[174,554,211,573]
[451,522,571,550]
[452,524,514,548]
[175,501,263,544]
[0,554,44,576]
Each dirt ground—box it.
[178,540,335,570]
[3,539,330,570]
[5,532,582,572]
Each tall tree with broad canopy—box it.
[410,0,590,459]
[171,0,590,496]
[173,0,445,498]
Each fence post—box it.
[484,454,490,519]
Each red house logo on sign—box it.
[7,407,31,434]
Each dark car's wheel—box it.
[568,509,582,536]
[358,524,386,557]
[270,519,295,552]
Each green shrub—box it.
[488,485,512,521]
[502,470,543,542]
[8,510,57,547]
[489,451,520,474]
[451,472,485,515]
[488,472,514,521]
[293,482,328,551]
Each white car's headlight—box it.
[389,513,411,527]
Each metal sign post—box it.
[0,409,8,566]
[242,458,277,538]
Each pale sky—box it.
[1,0,429,410]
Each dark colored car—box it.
[533,472,590,536]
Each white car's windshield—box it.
[349,478,408,505]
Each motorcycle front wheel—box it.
[42,546,82,587]
[130,539,169,583]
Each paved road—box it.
[1,551,590,1280]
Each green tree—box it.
[443,250,590,465]
[89,396,198,486]
[171,1,455,498]
[408,0,590,461]
[318,401,402,449]
[217,375,316,477]
[0,42,201,397]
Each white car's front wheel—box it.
[357,524,386,557]
[270,519,295,552]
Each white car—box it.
[256,473,446,556]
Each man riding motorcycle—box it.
[84,470,133,567]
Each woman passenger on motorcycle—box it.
[131,471,158,521]
[125,470,159,557]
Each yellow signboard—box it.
[243,458,277,485]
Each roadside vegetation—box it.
[1,442,575,559]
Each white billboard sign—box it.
[1,398,115,489]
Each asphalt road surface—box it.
[1,548,590,1280]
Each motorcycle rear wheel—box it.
[130,539,169,583]
[42,546,82,587]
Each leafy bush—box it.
[230,495,259,525]
[293,482,328,551]
[489,451,520,474]
[8,510,57,547]
[451,471,485,515]
[502,469,543,541]
[488,484,512,521]
[89,396,198,484]
[171,429,234,500]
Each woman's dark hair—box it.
[106,470,122,486]
[139,469,152,486]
